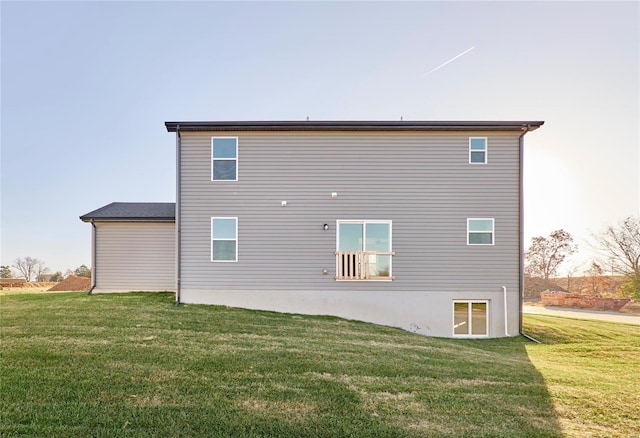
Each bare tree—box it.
[525,229,577,281]
[565,262,582,293]
[12,257,48,282]
[592,216,640,298]
[36,265,50,281]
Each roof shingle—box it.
[80,202,175,222]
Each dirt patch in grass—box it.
[48,275,90,292]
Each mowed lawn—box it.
[1,292,638,437]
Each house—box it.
[80,202,175,293]
[81,120,543,338]
[36,273,54,282]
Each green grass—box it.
[522,315,640,437]
[1,292,638,437]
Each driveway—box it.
[524,305,640,325]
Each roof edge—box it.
[79,217,176,223]
[165,120,544,133]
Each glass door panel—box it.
[365,223,390,252]
[365,223,390,277]
[338,223,363,251]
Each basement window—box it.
[453,301,488,337]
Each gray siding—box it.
[95,222,175,292]
[179,131,520,293]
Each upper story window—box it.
[336,220,394,280]
[467,218,494,245]
[469,137,487,164]
[212,137,238,181]
[211,217,238,262]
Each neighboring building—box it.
[80,202,175,293]
[0,278,27,288]
[82,120,543,338]
[37,273,54,282]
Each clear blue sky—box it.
[1,1,638,275]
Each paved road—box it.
[523,305,640,325]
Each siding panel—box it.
[178,130,523,336]
[95,222,175,292]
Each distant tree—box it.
[50,271,64,282]
[12,257,48,282]
[64,269,74,278]
[525,229,577,281]
[586,262,606,296]
[620,280,640,299]
[74,264,92,278]
[564,263,582,294]
[0,265,12,278]
[36,265,50,282]
[592,216,640,298]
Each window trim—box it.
[211,217,238,262]
[469,137,488,164]
[467,218,495,246]
[452,300,489,338]
[335,220,393,281]
[211,136,238,181]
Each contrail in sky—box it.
[426,46,476,75]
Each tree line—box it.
[525,216,640,298]
[1,258,91,282]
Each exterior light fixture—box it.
[323,224,329,231]
[281,201,287,207]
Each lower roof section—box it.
[80,202,175,222]
[165,120,544,133]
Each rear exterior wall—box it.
[178,130,522,337]
[94,222,175,292]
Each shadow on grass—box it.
[437,337,563,437]
[1,292,563,437]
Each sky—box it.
[1,1,639,276]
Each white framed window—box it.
[453,300,489,337]
[211,217,238,262]
[469,137,487,164]
[467,218,494,245]
[336,220,393,280]
[212,137,238,181]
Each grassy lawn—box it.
[523,315,640,437]
[1,292,638,437]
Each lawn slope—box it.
[2,292,638,436]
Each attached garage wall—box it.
[94,222,175,292]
